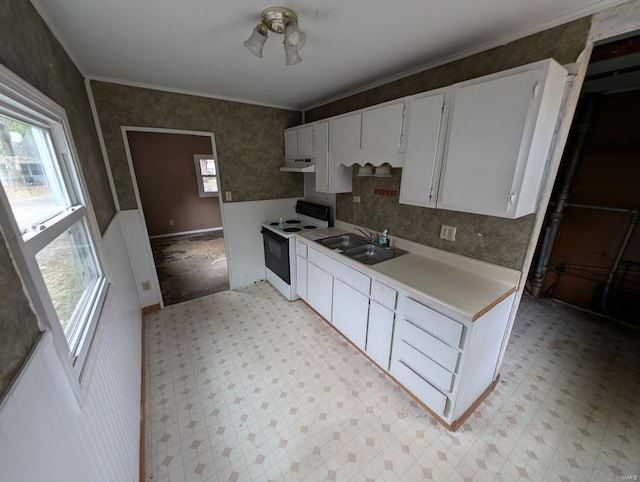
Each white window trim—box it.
[0,63,111,400]
[193,154,219,197]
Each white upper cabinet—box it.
[437,60,567,218]
[329,100,406,167]
[361,101,406,161]
[284,124,314,159]
[284,128,298,158]
[399,90,447,208]
[329,113,361,163]
[314,121,352,193]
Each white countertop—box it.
[299,226,520,321]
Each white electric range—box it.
[261,200,330,300]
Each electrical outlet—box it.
[141,280,152,291]
[225,191,232,201]
[440,225,457,241]
[353,195,361,203]
[169,219,174,226]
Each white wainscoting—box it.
[0,214,142,482]
[119,209,162,308]
[222,198,301,289]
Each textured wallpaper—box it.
[0,0,115,398]
[90,82,303,210]
[306,18,592,270]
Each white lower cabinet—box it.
[365,301,394,370]
[332,279,369,350]
[307,262,333,321]
[296,255,307,301]
[296,236,515,430]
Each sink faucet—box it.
[355,227,376,244]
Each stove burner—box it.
[303,225,317,229]
[285,219,301,224]
[283,227,302,232]
[269,222,280,226]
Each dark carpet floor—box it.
[150,230,229,305]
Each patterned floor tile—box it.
[145,283,640,481]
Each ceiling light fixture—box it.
[244,6,306,65]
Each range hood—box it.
[280,158,315,173]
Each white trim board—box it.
[89,75,301,112]
[149,227,223,239]
[119,126,231,305]
[303,0,628,112]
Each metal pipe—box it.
[601,209,639,314]
[566,203,635,213]
[530,95,599,297]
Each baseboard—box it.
[148,227,223,239]
[142,304,161,315]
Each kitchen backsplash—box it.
[337,169,535,270]
[91,81,304,210]
[307,17,591,270]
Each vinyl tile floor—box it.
[144,282,640,482]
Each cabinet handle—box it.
[509,192,516,204]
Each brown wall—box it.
[91,82,303,210]
[540,91,640,320]
[127,131,222,236]
[306,18,592,270]
[0,0,114,398]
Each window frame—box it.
[193,154,219,197]
[0,64,110,391]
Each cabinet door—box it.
[366,301,394,370]
[332,279,369,350]
[314,121,330,192]
[284,128,298,158]
[330,113,361,160]
[296,255,307,301]
[361,101,405,154]
[399,92,446,208]
[315,121,352,194]
[307,263,333,321]
[297,125,314,158]
[437,68,539,217]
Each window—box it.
[0,65,107,378]
[194,154,218,197]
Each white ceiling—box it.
[32,0,625,110]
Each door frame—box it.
[494,7,640,378]
[121,126,232,308]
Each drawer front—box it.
[296,239,308,258]
[404,297,463,347]
[394,340,454,392]
[391,360,448,415]
[396,319,459,372]
[308,247,370,295]
[371,280,397,310]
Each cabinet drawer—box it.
[371,280,396,310]
[394,340,454,392]
[396,319,459,372]
[308,248,370,295]
[391,359,448,415]
[296,239,307,258]
[404,298,463,347]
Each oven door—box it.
[261,228,291,284]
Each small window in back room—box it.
[194,154,218,197]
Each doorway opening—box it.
[124,128,229,305]
[529,32,640,325]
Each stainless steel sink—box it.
[342,244,408,265]
[316,234,369,251]
[316,233,408,265]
